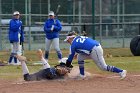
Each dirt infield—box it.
[0,67,140,93]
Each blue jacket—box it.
[8,18,24,43]
[44,19,62,39]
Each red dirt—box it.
[0,72,140,93]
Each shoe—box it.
[16,55,27,62]
[37,49,44,59]
[119,70,127,79]
[74,74,86,80]
[60,57,68,63]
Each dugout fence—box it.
[0,22,140,50]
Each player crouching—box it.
[15,49,72,81]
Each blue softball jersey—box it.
[67,36,100,63]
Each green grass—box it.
[0,48,140,79]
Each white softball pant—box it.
[77,45,108,71]
[45,38,62,60]
[45,38,61,51]
[11,33,21,55]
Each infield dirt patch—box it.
[0,67,140,93]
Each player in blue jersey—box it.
[64,31,127,79]
[44,11,62,63]
[8,11,24,65]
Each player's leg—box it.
[45,38,52,60]
[52,38,62,62]
[8,44,14,64]
[77,54,89,77]
[37,49,57,79]
[90,45,127,79]
[37,49,51,69]
[12,42,20,63]
[15,55,31,81]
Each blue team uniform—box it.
[67,36,100,63]
[9,18,24,43]
[66,36,124,76]
[44,19,62,39]
[8,18,24,64]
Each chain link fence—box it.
[0,0,140,50]
[0,23,140,50]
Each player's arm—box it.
[53,20,62,32]
[66,46,75,67]
[10,20,21,32]
[20,23,24,43]
[43,20,52,33]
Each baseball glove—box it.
[55,63,72,76]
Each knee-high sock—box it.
[45,51,49,59]
[41,58,50,69]
[56,51,62,60]
[78,61,85,75]
[21,61,29,75]
[107,65,123,73]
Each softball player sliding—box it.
[15,49,70,81]
[8,11,24,65]
[64,32,127,79]
[44,11,62,63]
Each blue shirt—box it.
[8,18,24,43]
[44,18,62,39]
[67,36,100,63]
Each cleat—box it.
[75,74,86,80]
[119,70,127,79]
[37,49,44,59]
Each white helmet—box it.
[13,11,20,15]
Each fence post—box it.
[92,0,95,39]
[139,24,140,35]
[0,27,2,50]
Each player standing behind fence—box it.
[8,11,24,65]
[64,32,127,79]
[43,11,62,63]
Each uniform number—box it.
[76,36,87,43]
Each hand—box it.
[66,60,73,68]
[51,25,54,31]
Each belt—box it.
[90,44,100,53]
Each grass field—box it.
[0,48,140,79]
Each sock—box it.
[45,51,49,59]
[78,61,85,75]
[107,65,123,73]
[14,57,17,63]
[57,51,62,60]
[41,58,50,69]
[9,56,13,63]
[9,53,14,63]
[21,61,29,75]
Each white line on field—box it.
[110,61,140,64]
[107,74,140,78]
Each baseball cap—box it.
[64,31,77,41]
[13,11,20,15]
[48,11,54,16]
